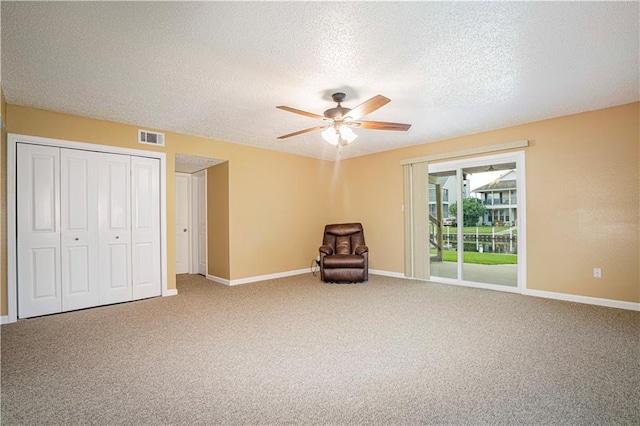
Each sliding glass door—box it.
[429,170,458,280]
[428,152,525,291]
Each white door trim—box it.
[7,133,169,324]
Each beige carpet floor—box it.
[2,273,639,425]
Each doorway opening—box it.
[174,154,225,277]
[428,151,526,292]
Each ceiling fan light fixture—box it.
[339,125,357,144]
[322,124,358,146]
[322,127,340,145]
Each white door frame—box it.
[427,151,527,293]
[6,133,170,324]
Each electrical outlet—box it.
[593,268,602,278]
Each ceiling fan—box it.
[276,92,411,146]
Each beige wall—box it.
[207,162,230,280]
[1,101,638,316]
[227,146,335,278]
[2,104,337,315]
[335,102,640,303]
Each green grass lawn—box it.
[431,249,518,265]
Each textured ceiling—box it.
[2,2,638,161]
[175,154,225,174]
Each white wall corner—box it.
[163,289,178,297]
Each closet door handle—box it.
[115,236,120,239]
[183,228,187,232]
[75,238,79,241]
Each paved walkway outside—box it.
[429,261,517,287]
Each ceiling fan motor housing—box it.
[324,92,352,121]
[331,92,346,103]
[324,106,351,121]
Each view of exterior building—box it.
[471,170,517,226]
[428,175,470,219]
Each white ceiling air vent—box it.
[138,129,165,147]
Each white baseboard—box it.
[371,271,639,311]
[230,269,309,286]
[207,269,310,286]
[1,316,10,325]
[163,289,178,297]
[369,269,406,279]
[206,274,231,286]
[524,289,640,311]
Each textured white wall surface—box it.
[2,2,638,160]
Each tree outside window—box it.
[448,198,487,227]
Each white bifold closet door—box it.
[61,148,100,311]
[17,144,161,319]
[17,144,62,318]
[131,156,161,300]
[98,153,132,305]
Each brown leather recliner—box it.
[319,223,368,283]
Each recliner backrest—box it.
[323,223,365,255]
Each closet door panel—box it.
[67,246,90,292]
[17,144,62,318]
[61,149,100,311]
[98,153,132,304]
[131,156,161,300]
[175,174,190,274]
[195,171,207,275]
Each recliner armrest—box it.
[319,245,333,256]
[354,245,368,255]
